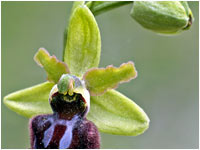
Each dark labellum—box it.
[29,91,100,149]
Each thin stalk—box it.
[86,1,133,16]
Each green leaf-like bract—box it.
[64,5,101,77]
[34,48,70,83]
[3,82,53,118]
[83,62,137,95]
[87,90,149,136]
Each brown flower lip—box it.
[29,90,100,149]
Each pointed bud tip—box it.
[183,12,194,30]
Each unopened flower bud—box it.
[130,1,194,34]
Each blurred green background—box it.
[2,1,198,149]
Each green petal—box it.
[34,48,70,83]
[64,5,101,77]
[83,62,137,95]
[3,82,54,118]
[87,90,149,136]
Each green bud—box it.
[130,1,194,34]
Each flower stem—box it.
[86,1,133,16]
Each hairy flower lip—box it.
[29,114,100,149]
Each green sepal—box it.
[64,5,101,77]
[3,82,54,118]
[87,89,150,136]
[34,48,70,83]
[71,1,85,13]
[63,1,85,60]
[83,62,137,96]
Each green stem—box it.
[86,1,133,16]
